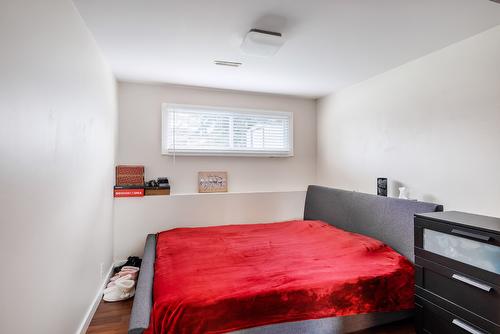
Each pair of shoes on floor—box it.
[114,256,142,274]
[103,278,135,302]
[103,266,139,302]
[108,266,139,284]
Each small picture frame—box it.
[198,171,228,193]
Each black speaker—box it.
[377,178,387,196]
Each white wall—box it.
[0,1,117,333]
[114,82,316,260]
[114,191,306,260]
[317,26,500,218]
[117,82,317,193]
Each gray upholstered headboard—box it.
[303,185,443,261]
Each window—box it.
[162,104,293,157]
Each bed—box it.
[129,185,443,334]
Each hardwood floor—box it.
[87,298,133,334]
[87,297,415,334]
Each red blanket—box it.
[145,220,414,334]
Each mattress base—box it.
[231,310,413,334]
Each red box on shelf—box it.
[116,165,144,176]
[116,175,144,186]
[115,165,144,186]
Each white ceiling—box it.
[74,0,500,98]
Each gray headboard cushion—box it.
[303,185,443,261]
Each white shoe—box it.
[106,274,133,288]
[103,279,135,302]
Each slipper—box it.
[110,267,139,281]
[106,274,132,288]
[110,271,138,281]
[103,279,135,302]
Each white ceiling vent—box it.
[214,60,242,67]
[241,29,284,57]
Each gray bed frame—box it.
[128,185,443,334]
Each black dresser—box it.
[414,211,500,334]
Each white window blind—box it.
[162,104,293,157]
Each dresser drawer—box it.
[416,296,495,334]
[415,217,500,284]
[416,256,499,324]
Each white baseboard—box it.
[76,261,125,334]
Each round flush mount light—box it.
[241,29,284,57]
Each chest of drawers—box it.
[414,211,500,334]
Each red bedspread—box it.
[146,220,414,334]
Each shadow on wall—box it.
[421,194,439,204]
[389,180,403,198]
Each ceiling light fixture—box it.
[241,29,284,57]
[214,60,242,67]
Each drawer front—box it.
[416,257,499,324]
[416,296,494,334]
[423,228,500,274]
[415,218,500,284]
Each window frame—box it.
[161,103,294,157]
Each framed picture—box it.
[198,171,228,193]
